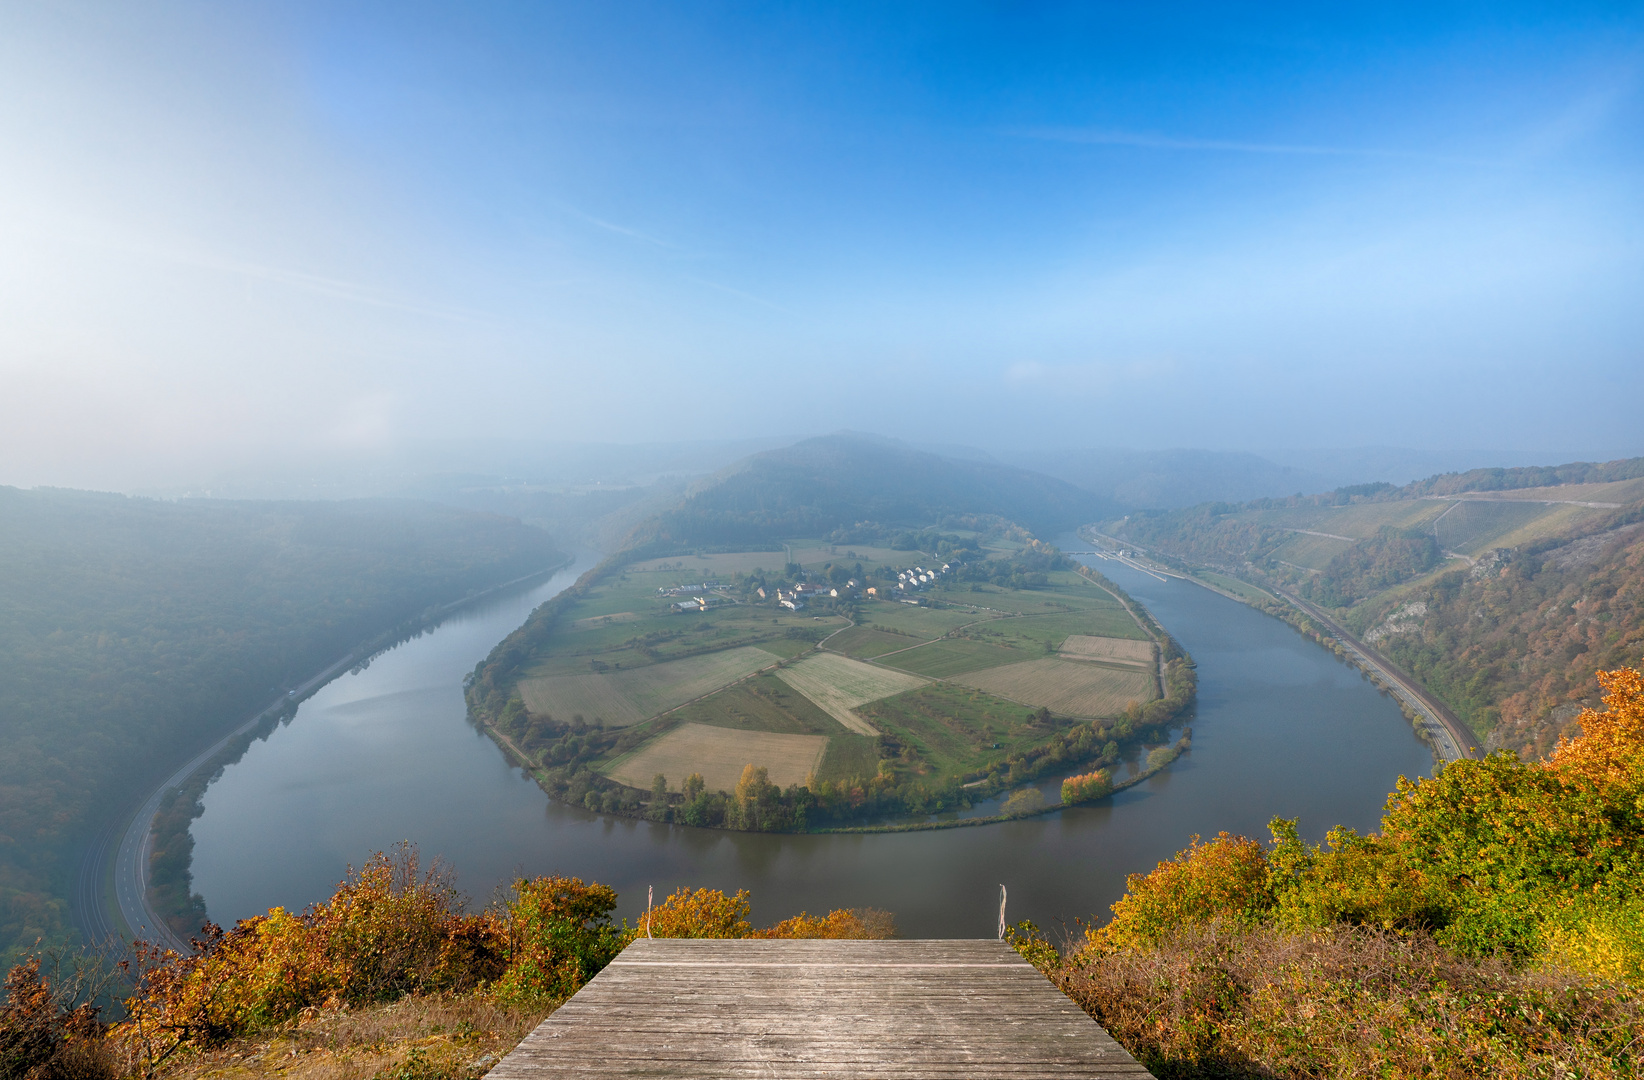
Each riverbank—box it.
[85,558,578,950]
[1078,526,1470,764]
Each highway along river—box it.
[189,546,1434,937]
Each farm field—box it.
[855,684,1053,780]
[955,610,1145,652]
[774,652,928,735]
[1192,571,1274,604]
[877,637,1026,679]
[518,645,773,726]
[603,723,827,792]
[629,552,785,575]
[1267,531,1353,571]
[854,603,980,639]
[673,677,842,737]
[502,536,1176,802]
[570,611,639,630]
[786,542,914,567]
[1058,635,1155,668]
[953,658,1156,718]
[823,625,927,659]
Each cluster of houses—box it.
[755,580,858,611]
[657,581,721,596]
[894,563,953,593]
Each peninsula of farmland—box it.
[469,528,1193,829]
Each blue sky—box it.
[1,2,1640,486]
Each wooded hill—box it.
[626,434,1110,553]
[0,489,564,960]
[1106,458,1644,757]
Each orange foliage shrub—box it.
[636,887,753,939]
[116,847,501,1069]
[1061,768,1113,805]
[1550,664,1644,787]
[1092,833,1273,950]
[755,908,896,939]
[635,888,895,940]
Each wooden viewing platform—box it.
[489,938,1153,1079]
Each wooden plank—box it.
[489,939,1152,1080]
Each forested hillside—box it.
[1373,515,1644,758]
[1106,458,1644,757]
[631,434,1108,551]
[0,488,564,959]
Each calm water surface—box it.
[191,544,1433,937]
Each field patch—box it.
[570,611,639,630]
[1058,635,1155,668]
[518,646,773,727]
[824,625,926,659]
[603,723,827,793]
[774,652,928,735]
[878,638,1026,679]
[953,658,1156,718]
[628,551,785,576]
[674,677,841,736]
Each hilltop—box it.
[628,434,1111,552]
[1104,457,1644,757]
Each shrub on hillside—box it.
[635,887,896,940]
[1030,924,1640,1080]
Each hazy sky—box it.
[3,3,1641,488]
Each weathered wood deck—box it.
[489,939,1153,1079]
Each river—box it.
[189,544,1434,938]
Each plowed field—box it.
[1058,635,1155,668]
[774,652,928,735]
[517,646,773,727]
[952,658,1155,718]
[603,723,828,793]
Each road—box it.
[1276,589,1476,764]
[1078,527,1475,766]
[109,651,362,952]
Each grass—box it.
[816,732,881,783]
[854,603,979,638]
[953,658,1156,718]
[627,552,784,575]
[855,684,1055,781]
[823,625,927,658]
[151,994,553,1080]
[959,611,1147,651]
[773,652,928,735]
[785,542,917,567]
[1193,571,1273,603]
[876,637,1028,678]
[603,722,828,792]
[517,645,773,726]
[1432,498,1558,554]
[1266,531,1354,571]
[673,676,842,736]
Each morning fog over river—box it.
[189,543,1434,938]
